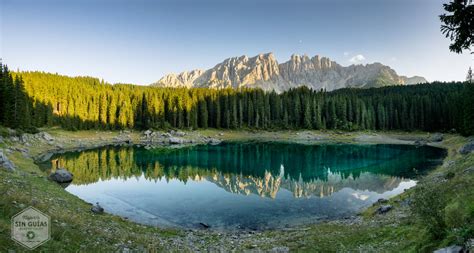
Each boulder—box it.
[144,129,153,137]
[162,133,172,138]
[430,133,444,142]
[49,169,73,183]
[199,222,210,229]
[375,205,393,215]
[0,150,15,171]
[208,138,222,145]
[376,198,389,204]
[169,137,185,144]
[91,202,104,214]
[174,131,186,137]
[459,140,474,154]
[38,132,54,142]
[463,167,474,175]
[433,245,463,253]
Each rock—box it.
[208,138,222,145]
[414,139,428,146]
[376,198,389,204]
[400,198,412,207]
[430,133,444,142]
[0,150,15,171]
[174,131,186,137]
[38,132,54,142]
[463,167,474,175]
[199,222,210,229]
[48,169,73,183]
[433,245,463,253]
[459,140,474,154]
[375,205,393,215]
[144,129,153,137]
[467,239,474,250]
[36,152,54,163]
[169,137,185,144]
[91,202,104,214]
[219,132,224,136]
[162,133,172,138]
[270,246,290,253]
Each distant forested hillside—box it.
[0,64,472,135]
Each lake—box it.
[40,142,446,230]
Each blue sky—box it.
[1,0,472,84]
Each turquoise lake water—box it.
[41,142,446,230]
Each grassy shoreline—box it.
[0,129,472,252]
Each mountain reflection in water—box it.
[40,142,446,229]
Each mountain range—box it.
[152,53,427,92]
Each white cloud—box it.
[390,57,397,62]
[349,54,365,63]
[343,51,350,57]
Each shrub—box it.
[411,183,447,239]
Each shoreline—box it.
[0,128,471,252]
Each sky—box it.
[1,0,472,85]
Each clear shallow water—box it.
[40,142,446,230]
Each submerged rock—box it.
[91,202,104,214]
[375,205,393,215]
[49,169,73,183]
[459,140,474,154]
[199,222,210,229]
[0,149,15,171]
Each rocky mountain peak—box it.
[153,53,426,92]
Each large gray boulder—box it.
[38,132,54,142]
[91,202,104,214]
[429,133,444,142]
[0,150,15,171]
[49,169,73,183]
[459,140,474,154]
[433,245,463,253]
[375,205,393,215]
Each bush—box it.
[445,201,468,229]
[411,183,447,239]
[0,127,10,137]
[21,126,39,134]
